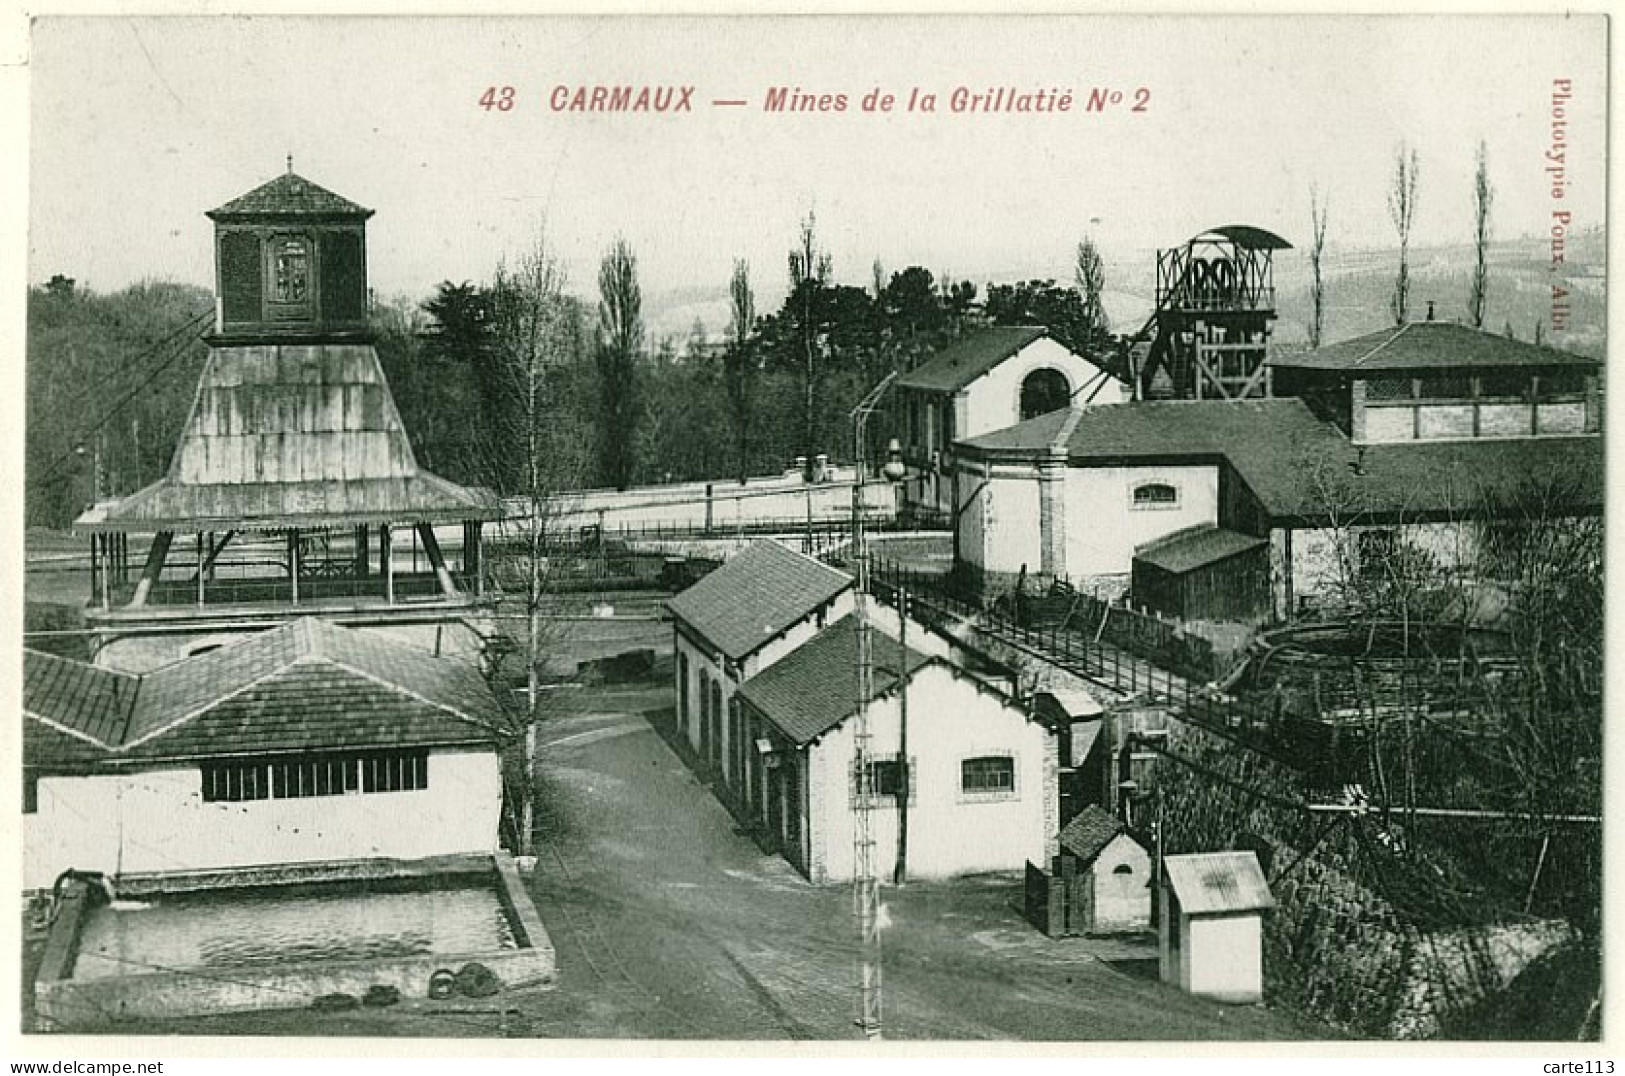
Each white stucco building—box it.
[952,322,1603,622]
[735,617,1060,883]
[23,617,510,892]
[667,540,856,810]
[894,326,1122,518]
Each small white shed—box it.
[1056,805,1151,934]
[1159,850,1275,1003]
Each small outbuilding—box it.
[1054,805,1151,934]
[1131,524,1270,624]
[1159,850,1275,1003]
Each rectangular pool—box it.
[33,854,555,1029]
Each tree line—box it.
[378,214,1118,498]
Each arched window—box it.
[1112,863,1134,875]
[1131,482,1179,509]
[1020,368,1072,420]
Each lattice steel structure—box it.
[1130,226,1291,402]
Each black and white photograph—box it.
[8,11,1610,1051]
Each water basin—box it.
[72,880,517,982]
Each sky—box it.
[25,15,1609,319]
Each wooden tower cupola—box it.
[76,166,503,674]
[207,163,374,342]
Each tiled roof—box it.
[81,345,502,532]
[208,172,374,220]
[666,540,853,661]
[1135,526,1267,575]
[962,397,1339,464]
[24,618,509,768]
[960,398,1602,523]
[1268,321,1600,373]
[23,653,139,748]
[1059,805,1141,865]
[1331,437,1603,523]
[736,618,934,746]
[896,326,1051,393]
[1164,851,1275,915]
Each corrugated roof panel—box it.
[1164,851,1274,915]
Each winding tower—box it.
[1130,226,1291,401]
[74,166,504,673]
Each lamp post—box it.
[849,373,900,1040]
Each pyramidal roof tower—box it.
[76,165,503,673]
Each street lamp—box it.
[848,372,898,1041]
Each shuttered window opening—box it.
[851,754,917,808]
[202,750,429,803]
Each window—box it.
[1417,376,1472,400]
[678,652,691,730]
[203,761,270,803]
[1478,371,1530,400]
[1020,368,1072,421]
[1365,377,1413,401]
[1112,863,1134,875]
[1131,482,1179,509]
[1538,372,1586,399]
[851,755,915,807]
[272,238,310,303]
[23,771,38,815]
[201,750,429,803]
[272,755,357,799]
[361,751,429,794]
[961,755,1016,798]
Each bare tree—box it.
[789,210,832,479]
[722,259,757,484]
[1074,235,1110,353]
[1388,144,1420,326]
[1309,186,1331,348]
[1468,141,1494,329]
[595,237,645,491]
[487,235,584,855]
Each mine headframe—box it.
[1127,225,1291,402]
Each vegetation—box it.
[1388,143,1421,325]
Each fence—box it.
[871,560,1366,788]
[1016,586,1223,684]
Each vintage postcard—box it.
[5,9,1612,1059]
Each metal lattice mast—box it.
[849,372,895,1041]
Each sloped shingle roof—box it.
[1164,851,1275,915]
[736,618,934,746]
[1268,321,1600,373]
[896,326,1050,393]
[959,399,1601,523]
[23,654,139,748]
[1135,526,1267,575]
[24,618,509,768]
[666,540,853,661]
[1059,804,1144,866]
[208,172,374,220]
